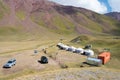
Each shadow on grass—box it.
[37,60,48,64]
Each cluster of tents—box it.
[57,43,94,57]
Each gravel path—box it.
[13,68,120,80]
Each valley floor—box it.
[0,37,120,80]
[12,68,120,80]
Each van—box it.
[86,57,102,66]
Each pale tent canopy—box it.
[84,49,94,56]
[62,45,69,50]
[57,43,69,50]
[67,46,76,52]
[57,43,63,46]
[74,48,84,53]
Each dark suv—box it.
[39,56,48,64]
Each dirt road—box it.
[0,49,60,76]
[13,68,120,80]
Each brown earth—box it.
[0,41,87,79]
[13,68,120,80]
[0,50,60,76]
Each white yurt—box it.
[67,46,76,52]
[62,45,69,50]
[57,43,69,50]
[57,43,64,49]
[74,48,84,53]
[83,49,94,56]
[57,43,63,47]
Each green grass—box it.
[52,15,75,34]
[0,26,29,41]
[0,11,4,19]
[0,40,53,56]
[31,12,47,27]
[77,13,103,33]
[0,0,9,19]
[31,12,76,35]
[0,26,20,35]
[78,11,120,35]
[88,40,119,47]
[0,26,28,41]
[0,0,5,19]
[0,69,37,80]
[105,43,120,69]
[16,11,26,20]
[70,34,94,46]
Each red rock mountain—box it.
[105,12,120,21]
[0,0,120,40]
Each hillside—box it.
[0,0,120,41]
[0,0,120,80]
[105,12,120,21]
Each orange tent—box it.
[98,52,111,64]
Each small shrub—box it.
[59,63,68,69]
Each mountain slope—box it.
[105,12,120,21]
[0,0,120,41]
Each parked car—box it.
[3,59,16,68]
[40,56,48,63]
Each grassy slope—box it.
[76,12,120,35]
[31,9,120,36]
[51,14,75,34]
[0,25,31,41]
[0,0,5,19]
[71,35,120,69]
[16,11,26,20]
[74,12,103,32]
[0,1,120,40]
[31,12,76,35]
[0,0,9,19]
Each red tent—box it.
[98,52,111,64]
